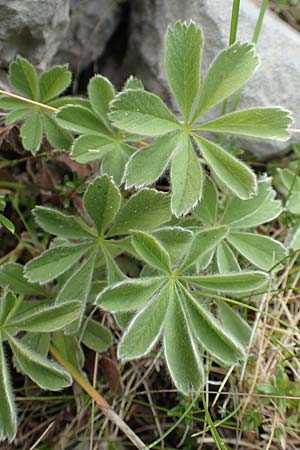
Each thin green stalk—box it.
[222,0,241,116]
[201,393,228,450]
[147,396,198,449]
[231,0,269,112]
[252,0,269,44]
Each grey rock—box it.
[0,0,69,70]
[53,0,124,73]
[125,0,300,159]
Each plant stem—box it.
[0,89,58,112]
[50,344,147,450]
[229,0,241,45]
[230,0,268,112]
[221,0,241,116]
[252,0,268,43]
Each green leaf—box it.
[6,108,32,125]
[194,134,257,199]
[71,134,114,163]
[182,271,268,293]
[153,227,193,266]
[192,176,218,225]
[118,284,170,359]
[96,278,164,312]
[108,189,171,236]
[171,135,203,216]
[132,231,172,273]
[21,333,50,357]
[164,285,204,394]
[0,263,45,295]
[221,176,282,228]
[181,226,229,271]
[24,243,92,284]
[39,65,72,103]
[33,206,92,239]
[0,96,29,109]
[101,142,133,186]
[192,42,259,120]
[56,105,109,135]
[197,107,292,141]
[124,132,180,188]
[42,112,72,150]
[110,89,181,136]
[88,75,115,126]
[20,111,43,153]
[123,76,144,90]
[49,96,90,109]
[278,168,300,192]
[9,56,39,99]
[182,287,244,364]
[81,319,112,352]
[8,335,72,390]
[0,291,18,325]
[83,175,121,235]
[219,302,251,347]
[164,21,203,121]
[0,338,17,442]
[103,247,126,284]
[8,301,81,332]
[0,213,15,234]
[227,231,288,271]
[56,252,96,332]
[290,224,300,251]
[52,331,84,369]
[216,242,240,273]
[286,193,300,215]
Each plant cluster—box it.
[0,20,294,443]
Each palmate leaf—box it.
[71,135,114,163]
[108,189,171,236]
[7,301,81,333]
[192,175,218,225]
[193,134,257,199]
[96,278,164,312]
[39,65,71,103]
[33,206,93,239]
[218,302,251,347]
[180,226,229,271]
[192,42,259,121]
[56,252,97,333]
[88,75,115,127]
[197,107,293,141]
[124,132,180,188]
[96,229,268,394]
[171,135,203,216]
[110,89,181,136]
[0,337,17,442]
[153,227,193,265]
[24,243,92,284]
[221,176,282,228]
[227,231,288,271]
[132,231,172,273]
[0,263,45,296]
[81,319,112,352]
[164,21,203,121]
[182,271,268,293]
[20,111,43,153]
[8,335,72,390]
[181,286,245,364]
[56,105,109,136]
[83,175,121,235]
[118,284,170,359]
[0,291,18,325]
[164,285,204,394]
[42,112,72,150]
[0,213,15,234]
[216,242,240,273]
[9,56,39,100]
